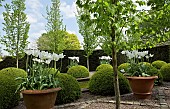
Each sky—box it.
[0,0,150,55]
[0,0,81,52]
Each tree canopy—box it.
[76,0,169,108]
[1,0,30,68]
[37,31,81,50]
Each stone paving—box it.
[54,84,170,109]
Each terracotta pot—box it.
[21,87,61,109]
[127,76,158,99]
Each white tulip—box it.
[149,54,154,57]
[121,51,126,54]
[32,50,40,57]
[145,56,149,59]
[52,53,59,61]
[120,69,125,73]
[32,58,44,63]
[25,49,33,55]
[45,59,52,64]
[68,56,79,62]
[58,53,65,59]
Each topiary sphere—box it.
[160,64,170,81]
[118,63,130,73]
[146,65,163,85]
[96,64,113,71]
[89,68,131,96]
[67,65,89,78]
[55,73,81,104]
[0,67,27,109]
[152,60,167,69]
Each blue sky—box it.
[0,0,150,55]
[0,0,81,50]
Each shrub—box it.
[146,65,163,85]
[96,64,113,71]
[0,67,27,109]
[55,73,81,104]
[89,68,131,95]
[160,64,170,81]
[118,63,130,73]
[152,60,167,69]
[67,65,89,78]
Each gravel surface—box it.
[85,103,160,109]
[13,82,170,109]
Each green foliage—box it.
[76,9,98,70]
[16,62,60,91]
[44,0,66,54]
[89,68,131,95]
[0,67,27,109]
[152,60,167,69]
[37,31,81,51]
[96,64,113,72]
[45,68,60,74]
[145,65,163,85]
[67,65,89,78]
[79,81,89,89]
[118,63,130,73]
[160,64,170,81]
[1,0,30,68]
[55,73,81,104]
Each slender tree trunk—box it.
[26,54,29,71]
[87,56,89,71]
[112,48,120,109]
[111,0,120,108]
[54,61,56,70]
[16,55,19,68]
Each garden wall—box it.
[0,45,169,72]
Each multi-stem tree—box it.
[76,0,170,109]
[1,0,30,68]
[76,9,98,71]
[45,0,66,69]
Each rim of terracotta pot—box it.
[21,87,61,94]
[127,76,158,80]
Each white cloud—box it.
[60,1,77,18]
[0,14,3,20]
[26,0,43,10]
[26,14,38,23]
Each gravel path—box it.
[13,82,170,109]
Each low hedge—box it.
[152,60,167,69]
[160,64,170,81]
[55,73,81,104]
[67,65,89,78]
[89,68,131,96]
[0,67,27,109]
[96,64,113,71]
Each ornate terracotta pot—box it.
[127,76,158,99]
[21,87,61,109]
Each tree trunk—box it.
[16,55,19,68]
[112,48,120,109]
[87,57,90,71]
[54,61,56,70]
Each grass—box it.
[79,81,89,89]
